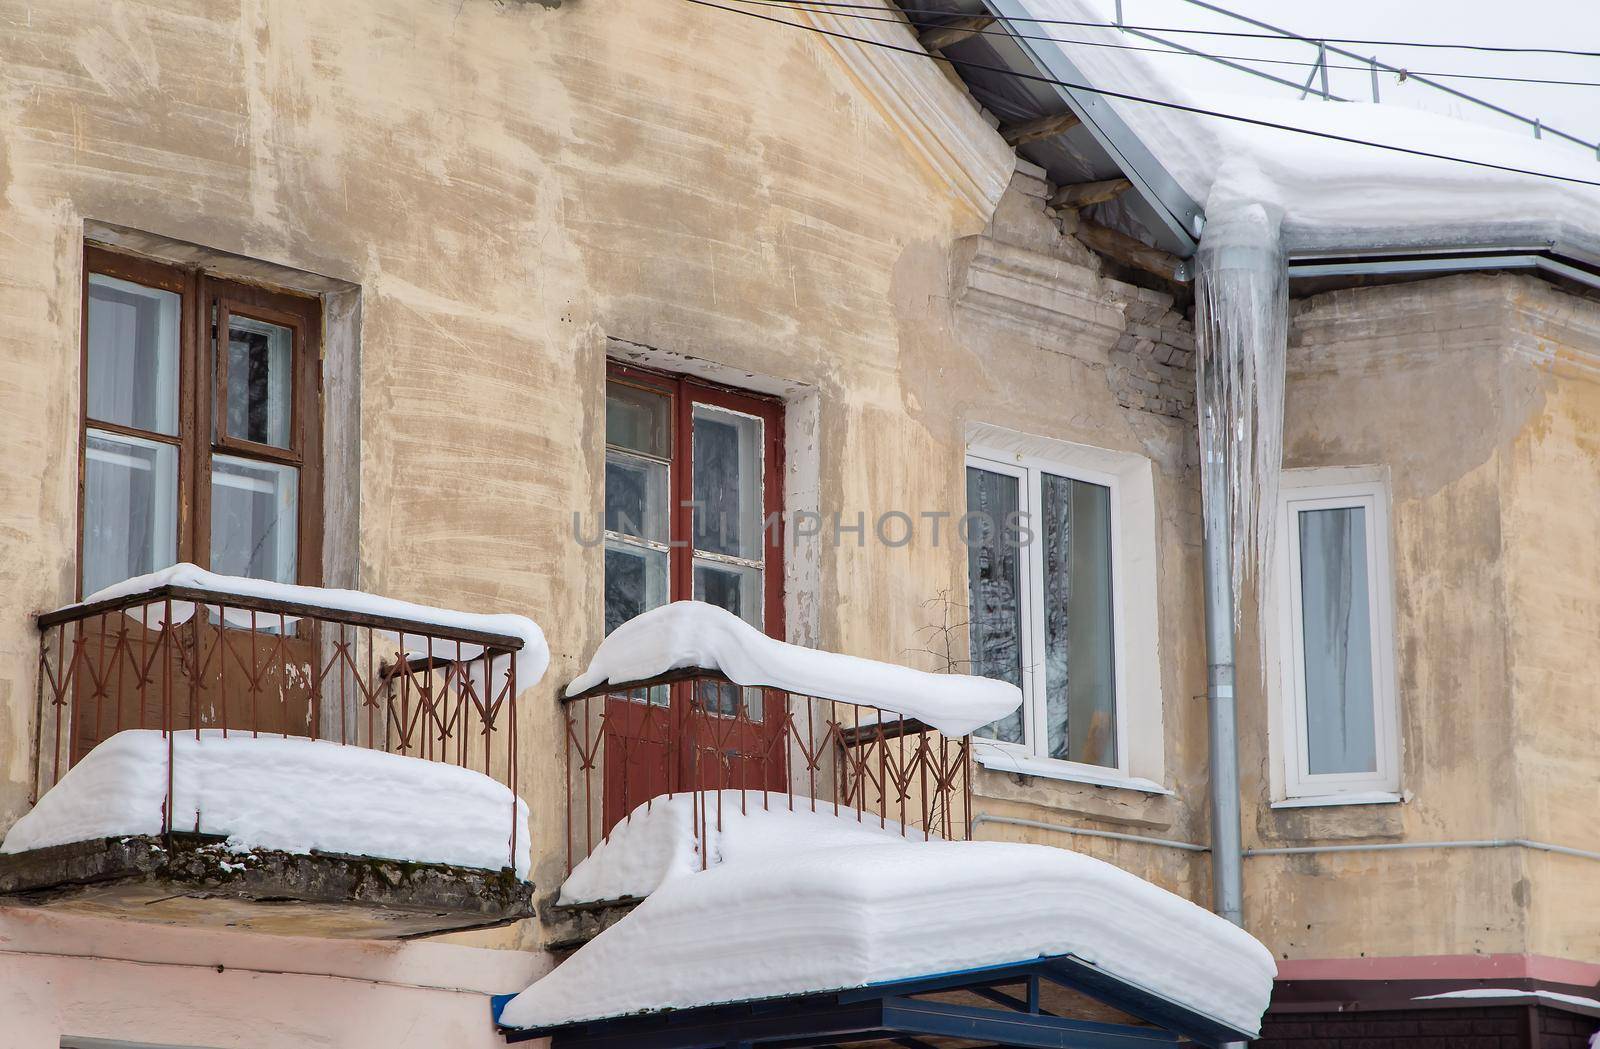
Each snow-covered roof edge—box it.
[566,601,1021,738]
[1012,0,1600,275]
[922,0,1600,286]
[61,563,550,690]
[983,0,1203,257]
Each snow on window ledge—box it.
[1270,791,1403,810]
[975,748,1174,796]
[1415,989,1600,1012]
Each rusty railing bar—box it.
[37,584,526,652]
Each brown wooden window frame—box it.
[79,244,324,598]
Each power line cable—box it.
[681,0,1600,189]
[740,0,1600,57]
[730,0,1600,86]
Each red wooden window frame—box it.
[606,360,785,638]
[600,361,788,825]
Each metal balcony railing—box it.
[562,669,974,875]
[31,579,525,866]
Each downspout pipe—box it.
[1201,469,1243,926]
[1193,191,1289,934]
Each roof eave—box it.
[978,0,1202,257]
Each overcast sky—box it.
[1097,0,1599,158]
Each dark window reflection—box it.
[965,466,1024,745]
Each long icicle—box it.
[1194,190,1287,939]
[1196,197,1288,636]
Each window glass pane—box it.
[694,559,762,628]
[86,274,179,435]
[607,382,671,459]
[603,381,673,706]
[1042,474,1117,767]
[210,454,298,583]
[605,542,670,705]
[693,560,764,719]
[692,406,764,560]
[965,466,1024,745]
[83,430,178,595]
[225,314,293,448]
[604,542,668,635]
[605,451,668,543]
[1298,505,1378,775]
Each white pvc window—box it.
[1276,472,1400,800]
[965,445,1124,776]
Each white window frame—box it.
[964,423,1166,792]
[1273,467,1402,803]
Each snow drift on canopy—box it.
[503,802,1276,1035]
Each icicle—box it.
[1194,191,1288,639]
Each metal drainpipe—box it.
[1202,456,1244,928]
[1194,199,1285,935]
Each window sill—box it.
[974,750,1173,796]
[1271,791,1403,810]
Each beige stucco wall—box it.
[0,0,988,892]
[1500,279,1600,963]
[5,1,1600,1033]
[1236,273,1600,964]
[0,0,1210,974]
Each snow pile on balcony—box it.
[566,602,1022,737]
[505,804,1275,1035]
[561,792,919,904]
[1,730,530,879]
[70,563,550,691]
[1021,0,1600,249]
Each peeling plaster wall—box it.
[943,165,1210,905]
[0,0,1217,978]
[0,0,1008,957]
[1499,279,1600,964]
[5,0,1600,1030]
[1241,273,1600,964]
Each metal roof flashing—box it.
[1284,226,1600,294]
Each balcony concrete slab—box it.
[0,832,533,939]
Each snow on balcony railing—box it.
[29,564,548,872]
[560,602,1022,881]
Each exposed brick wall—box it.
[1539,1005,1599,1049]
[1105,280,1196,423]
[1257,1006,1529,1049]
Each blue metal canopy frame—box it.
[492,954,1256,1049]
